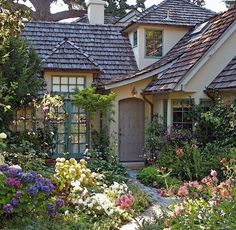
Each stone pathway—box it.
[120,170,178,230]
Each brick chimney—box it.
[86,0,106,25]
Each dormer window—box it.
[145,30,163,57]
[133,30,138,47]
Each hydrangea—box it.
[10,198,19,207]
[6,178,21,188]
[26,185,39,196]
[3,204,13,214]
[47,202,56,217]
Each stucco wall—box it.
[129,25,189,70]
[110,78,153,145]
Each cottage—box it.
[19,0,236,163]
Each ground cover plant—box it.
[138,158,236,230]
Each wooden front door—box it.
[119,98,145,162]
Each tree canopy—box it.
[0,1,43,130]
[5,0,208,21]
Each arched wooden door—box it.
[119,98,145,162]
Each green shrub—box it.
[128,184,151,214]
[137,166,181,189]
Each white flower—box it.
[65,210,69,215]
[0,133,7,139]
[9,165,22,170]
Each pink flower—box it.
[212,177,218,182]
[197,184,204,192]
[157,188,166,197]
[210,170,217,177]
[152,181,158,187]
[173,207,181,217]
[176,148,184,157]
[178,186,188,197]
[6,178,21,188]
[188,181,199,188]
[201,177,208,184]
[42,106,50,113]
[115,193,134,210]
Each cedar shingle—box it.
[21,22,138,81]
[207,56,236,90]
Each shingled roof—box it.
[142,8,236,93]
[21,21,138,81]
[124,0,215,30]
[76,14,120,24]
[207,56,236,90]
[42,39,101,71]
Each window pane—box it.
[146,30,162,57]
[69,77,76,84]
[133,30,137,47]
[53,77,60,84]
[61,77,68,84]
[77,85,84,91]
[77,77,84,85]
[69,85,76,92]
[80,144,86,153]
[61,85,68,92]
[52,85,60,92]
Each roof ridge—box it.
[43,39,102,70]
[133,5,158,22]
[66,40,101,69]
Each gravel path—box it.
[120,170,178,230]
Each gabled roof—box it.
[76,14,120,24]
[124,0,215,30]
[42,39,101,71]
[143,7,236,93]
[207,56,236,90]
[21,22,138,81]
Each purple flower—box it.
[47,202,56,217]
[6,178,21,188]
[10,198,19,207]
[26,185,39,196]
[16,191,22,198]
[7,167,22,178]
[3,204,14,214]
[56,198,64,208]
[21,171,37,183]
[0,164,9,172]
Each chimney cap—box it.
[86,0,107,7]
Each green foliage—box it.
[128,184,150,214]
[87,144,128,185]
[191,97,236,147]
[144,118,164,165]
[73,87,116,119]
[0,38,43,131]
[137,166,181,189]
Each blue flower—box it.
[16,191,22,198]
[3,204,14,214]
[56,198,64,208]
[26,185,39,196]
[10,198,19,207]
[0,164,9,172]
[47,202,56,217]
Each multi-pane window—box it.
[200,99,213,112]
[52,76,85,93]
[145,30,163,57]
[11,107,34,132]
[133,30,138,47]
[172,99,194,130]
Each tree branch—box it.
[48,9,86,21]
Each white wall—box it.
[128,25,189,70]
